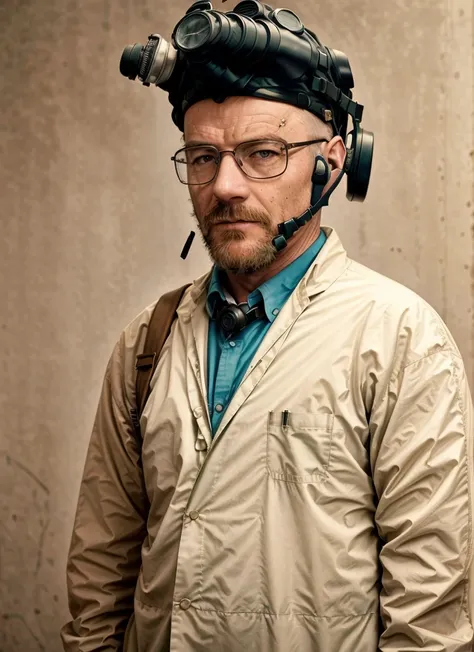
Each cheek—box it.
[284,164,313,206]
[272,176,312,215]
[189,187,210,217]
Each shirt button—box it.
[215,404,224,413]
[272,308,280,316]
[179,598,192,610]
[189,510,200,520]
[229,341,236,348]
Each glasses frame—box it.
[171,137,329,186]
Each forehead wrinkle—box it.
[184,99,316,146]
[186,117,283,148]
[239,115,283,140]
[241,109,316,142]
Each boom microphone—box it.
[272,159,345,251]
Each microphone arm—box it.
[272,168,345,252]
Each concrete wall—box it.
[0,0,472,649]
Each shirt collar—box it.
[206,229,327,323]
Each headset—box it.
[120,0,374,330]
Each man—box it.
[62,2,474,651]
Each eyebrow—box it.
[183,133,288,148]
[184,140,215,147]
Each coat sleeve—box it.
[371,345,474,651]
[61,322,150,651]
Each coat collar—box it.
[177,226,349,321]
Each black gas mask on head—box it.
[120,0,374,253]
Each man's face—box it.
[183,96,329,274]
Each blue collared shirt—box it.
[206,229,327,435]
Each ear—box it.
[317,135,346,197]
[326,135,346,172]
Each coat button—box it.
[189,510,200,520]
[180,598,192,610]
[195,437,207,452]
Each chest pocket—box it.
[266,411,334,483]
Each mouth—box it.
[212,220,257,227]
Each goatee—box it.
[193,203,277,274]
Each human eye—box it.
[246,141,283,161]
[253,149,278,159]
[187,148,216,166]
[193,154,215,166]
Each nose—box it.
[211,152,251,204]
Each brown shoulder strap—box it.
[135,283,191,424]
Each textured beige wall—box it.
[0,0,473,650]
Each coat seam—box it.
[399,344,458,373]
[186,606,377,620]
[135,597,377,620]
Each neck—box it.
[224,219,321,304]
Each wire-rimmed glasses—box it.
[171,138,328,185]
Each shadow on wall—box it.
[0,454,51,652]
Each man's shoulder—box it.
[321,228,440,321]
[104,276,207,399]
[342,257,461,361]
[120,271,210,352]
[346,258,436,315]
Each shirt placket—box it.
[210,336,242,433]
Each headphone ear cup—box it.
[345,125,374,202]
